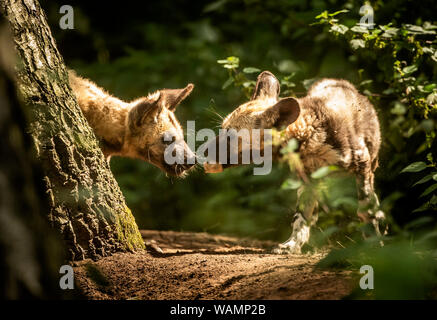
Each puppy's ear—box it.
[128,94,161,130]
[252,71,280,100]
[267,97,300,129]
[159,83,194,111]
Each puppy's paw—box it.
[145,240,163,254]
[272,241,302,255]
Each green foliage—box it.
[318,237,437,299]
[310,6,437,298]
[215,2,437,298]
[314,8,437,214]
[44,0,437,298]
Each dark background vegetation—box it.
[40,0,436,251]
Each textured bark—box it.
[0,0,144,261]
[0,21,66,298]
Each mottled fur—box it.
[68,70,195,177]
[286,79,380,174]
[208,71,384,253]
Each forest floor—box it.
[73,230,355,300]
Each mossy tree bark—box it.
[0,0,144,261]
[0,20,67,298]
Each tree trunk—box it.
[0,0,144,261]
[0,20,68,298]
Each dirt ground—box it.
[73,230,354,300]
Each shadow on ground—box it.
[73,230,354,300]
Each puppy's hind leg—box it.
[273,186,318,254]
[356,169,385,240]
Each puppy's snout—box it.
[204,162,223,173]
[202,134,234,173]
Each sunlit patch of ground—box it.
[74,230,353,300]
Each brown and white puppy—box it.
[69,70,195,177]
[204,71,384,253]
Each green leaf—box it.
[419,119,434,133]
[420,183,437,197]
[281,79,296,88]
[217,56,239,69]
[351,26,369,33]
[382,30,398,38]
[223,64,236,69]
[426,93,437,106]
[412,202,430,213]
[315,11,328,20]
[402,64,418,75]
[423,83,436,92]
[243,67,260,74]
[434,173,437,181]
[404,24,435,35]
[203,0,228,13]
[360,79,373,86]
[331,24,349,34]
[423,47,437,62]
[328,9,349,17]
[423,22,437,30]
[401,162,427,173]
[281,179,302,190]
[350,39,365,50]
[302,78,317,90]
[311,166,330,179]
[382,88,395,95]
[391,101,407,115]
[280,138,298,154]
[222,77,234,90]
[242,80,255,88]
[413,173,434,186]
[226,56,239,63]
[380,25,399,38]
